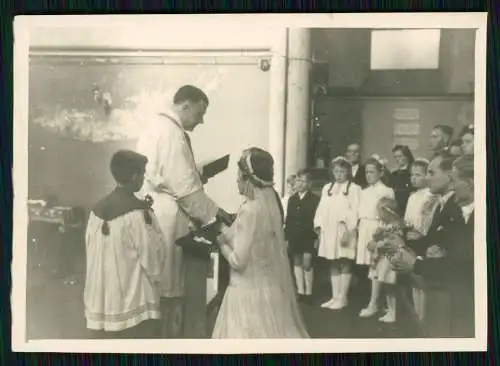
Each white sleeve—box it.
[126,210,165,283]
[345,184,361,231]
[313,184,328,229]
[220,204,258,272]
[139,125,203,199]
[178,190,219,226]
[404,194,413,224]
[387,187,396,200]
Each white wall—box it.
[29,23,279,50]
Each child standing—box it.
[282,174,297,221]
[285,169,320,303]
[84,150,166,338]
[363,197,405,323]
[404,158,439,322]
[356,156,395,319]
[314,157,361,310]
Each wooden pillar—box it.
[268,28,288,196]
[285,28,312,180]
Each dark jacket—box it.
[413,206,474,338]
[408,193,464,258]
[388,167,414,215]
[284,191,320,246]
[352,164,367,189]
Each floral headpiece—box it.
[414,157,430,165]
[332,156,351,166]
[371,154,387,167]
[240,149,274,188]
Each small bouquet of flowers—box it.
[369,224,407,269]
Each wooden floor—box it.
[26,257,420,340]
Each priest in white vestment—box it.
[136,85,229,336]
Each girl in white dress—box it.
[315,156,361,310]
[211,148,309,338]
[364,197,405,323]
[356,156,395,319]
[404,158,439,322]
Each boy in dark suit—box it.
[285,169,320,303]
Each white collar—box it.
[298,191,307,200]
[437,191,454,211]
[416,187,431,196]
[160,109,184,131]
[461,202,474,220]
[441,191,454,205]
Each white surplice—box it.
[84,210,165,331]
[136,110,219,298]
[314,181,361,260]
[356,181,395,266]
[212,188,309,338]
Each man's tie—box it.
[184,132,207,184]
[184,132,193,155]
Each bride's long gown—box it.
[211,187,309,338]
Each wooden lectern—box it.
[174,153,232,338]
[175,221,231,338]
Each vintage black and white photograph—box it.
[12,13,487,353]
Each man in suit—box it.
[447,154,475,337]
[346,143,367,188]
[285,169,320,303]
[392,152,472,337]
[429,125,454,159]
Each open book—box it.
[199,154,230,181]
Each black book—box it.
[201,154,230,181]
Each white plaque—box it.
[394,122,420,136]
[393,108,420,121]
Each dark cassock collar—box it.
[93,186,152,222]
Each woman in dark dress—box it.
[389,145,415,216]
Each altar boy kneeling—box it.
[84,150,166,339]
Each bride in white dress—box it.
[211,147,309,338]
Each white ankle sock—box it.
[294,266,304,294]
[340,273,352,303]
[304,269,314,295]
